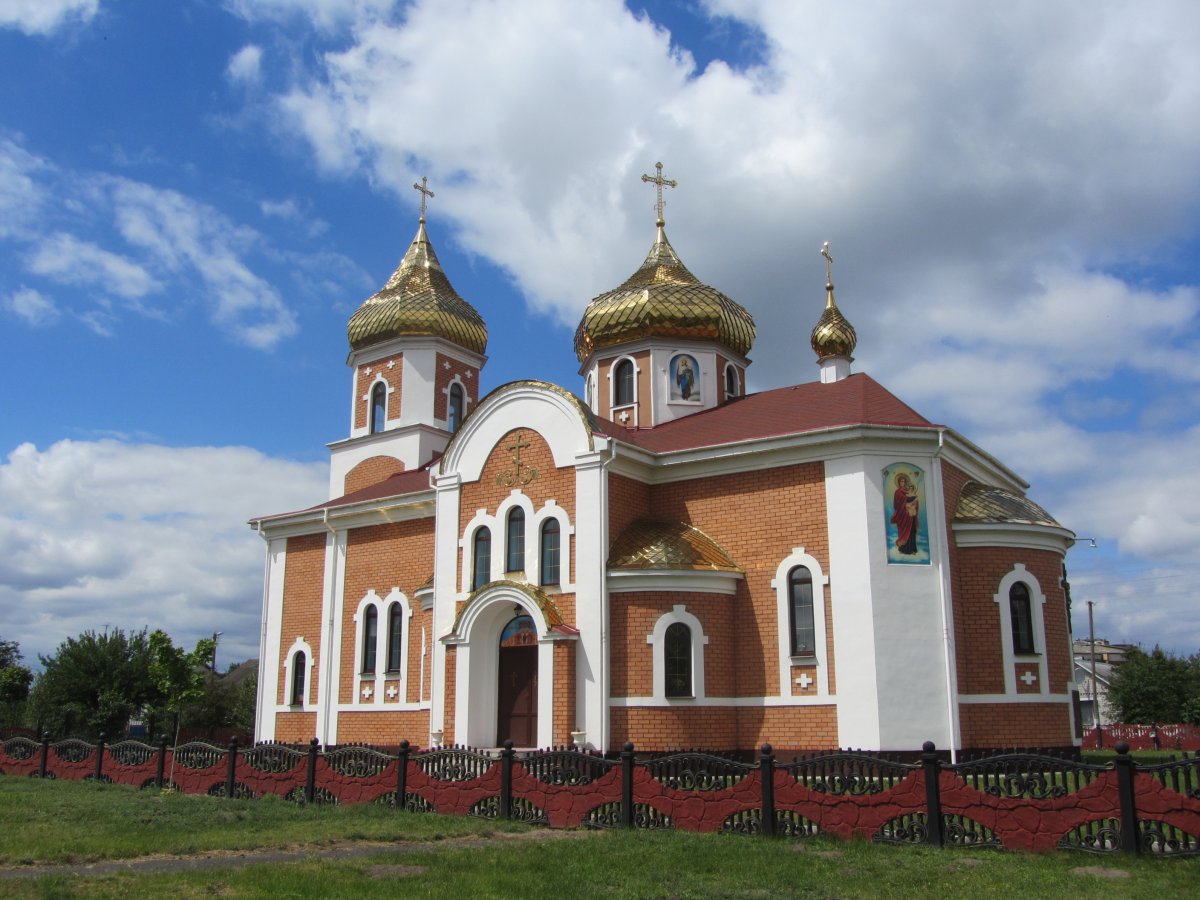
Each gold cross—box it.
[503,430,530,469]
[821,241,834,284]
[641,161,677,226]
[413,176,434,221]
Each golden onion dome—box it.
[573,224,756,363]
[347,219,487,355]
[810,280,857,360]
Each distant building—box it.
[1073,639,1134,728]
[250,170,1079,753]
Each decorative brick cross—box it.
[386,685,398,699]
[796,673,813,690]
[1020,670,1037,686]
[361,685,373,699]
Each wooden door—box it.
[497,615,538,746]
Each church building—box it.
[251,167,1079,755]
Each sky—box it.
[2,0,1199,671]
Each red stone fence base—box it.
[3,734,1198,857]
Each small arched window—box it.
[290,652,306,705]
[1010,583,1035,654]
[789,566,815,655]
[725,365,739,398]
[386,603,404,673]
[614,359,635,407]
[540,519,561,586]
[370,382,387,433]
[506,509,525,572]
[448,383,464,433]
[472,527,492,590]
[664,623,692,698]
[362,606,378,673]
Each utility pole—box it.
[212,632,223,675]
[1088,601,1102,748]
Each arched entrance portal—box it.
[496,615,538,746]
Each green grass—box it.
[1,776,1196,898]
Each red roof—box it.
[599,373,936,453]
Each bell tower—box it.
[328,178,488,497]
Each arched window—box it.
[506,509,525,572]
[386,603,404,673]
[448,383,464,433]
[789,566,815,655]
[362,606,378,673]
[472,527,492,590]
[370,382,387,433]
[1010,583,1035,654]
[664,622,692,698]
[540,519,561,586]
[725,365,739,398]
[614,359,635,407]
[290,651,306,705]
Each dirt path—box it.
[0,829,591,880]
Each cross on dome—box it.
[641,161,677,226]
[413,175,434,222]
[821,241,834,285]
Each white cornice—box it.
[328,421,449,453]
[347,336,486,369]
[251,491,435,538]
[952,522,1074,554]
[606,569,742,595]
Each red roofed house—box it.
[251,176,1078,755]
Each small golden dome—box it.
[810,282,857,360]
[608,518,742,572]
[347,219,487,355]
[573,225,756,363]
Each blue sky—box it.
[2,0,1199,669]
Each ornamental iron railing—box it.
[2,734,1197,857]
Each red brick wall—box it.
[648,463,829,697]
[278,534,326,706]
[344,455,404,494]
[354,353,402,430]
[459,428,576,595]
[959,702,1073,748]
[609,706,839,751]
[341,519,435,705]
[274,711,317,743]
[443,647,457,745]
[596,350,651,423]
[330,710,430,747]
[553,642,576,746]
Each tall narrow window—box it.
[1010,583,1035,654]
[448,383,464,433]
[387,604,404,672]
[540,519,561,586]
[664,623,692,698]
[506,509,525,572]
[725,366,738,398]
[290,652,306,705]
[370,382,387,433]
[362,606,378,673]
[614,359,634,407]
[789,566,815,655]
[472,527,491,590]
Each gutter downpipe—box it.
[932,428,961,763]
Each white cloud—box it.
[27,231,160,299]
[4,287,59,325]
[0,0,98,35]
[226,44,263,84]
[226,0,395,32]
[0,439,327,666]
[253,0,1200,653]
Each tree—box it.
[0,638,34,728]
[1106,645,1200,724]
[148,630,216,743]
[29,628,162,739]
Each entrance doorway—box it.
[496,614,538,746]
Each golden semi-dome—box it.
[810,242,857,360]
[347,218,487,355]
[573,223,756,363]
